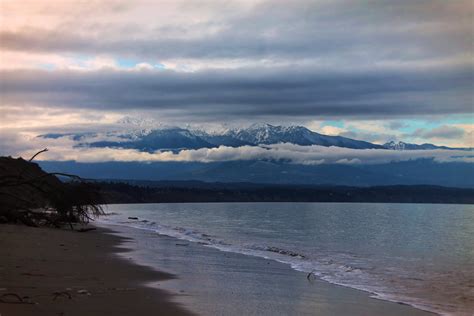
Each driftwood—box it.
[52,291,72,301]
[77,227,97,233]
[0,293,35,305]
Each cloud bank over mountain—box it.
[34,143,474,165]
[1,123,471,166]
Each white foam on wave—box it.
[96,217,469,316]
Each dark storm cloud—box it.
[1,64,472,119]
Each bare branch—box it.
[28,148,48,162]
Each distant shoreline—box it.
[97,182,474,205]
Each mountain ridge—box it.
[382,140,469,151]
[38,122,471,152]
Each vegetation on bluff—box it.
[0,150,104,228]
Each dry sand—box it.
[0,224,192,316]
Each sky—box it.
[0,0,473,162]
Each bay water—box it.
[97,202,474,315]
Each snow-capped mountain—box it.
[39,123,382,151]
[39,122,468,152]
[85,127,215,151]
[382,141,468,151]
[208,123,382,149]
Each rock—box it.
[77,289,91,295]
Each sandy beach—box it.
[0,224,191,316]
[0,220,439,316]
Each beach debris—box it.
[111,287,136,291]
[77,289,91,296]
[76,227,97,233]
[307,270,316,282]
[340,264,358,272]
[266,246,306,258]
[52,291,72,300]
[0,293,35,304]
[104,212,120,216]
[21,272,45,277]
[128,216,139,220]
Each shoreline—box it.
[0,222,441,316]
[0,224,192,316]
[98,220,437,316]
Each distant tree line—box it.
[98,181,474,204]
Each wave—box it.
[96,216,469,316]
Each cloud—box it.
[1,0,472,66]
[410,125,466,139]
[0,105,122,130]
[402,124,473,147]
[318,126,347,136]
[1,64,472,120]
[3,131,472,165]
[338,131,393,145]
[42,144,474,164]
[388,121,408,130]
[0,131,38,157]
[1,0,472,148]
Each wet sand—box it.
[0,224,192,316]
